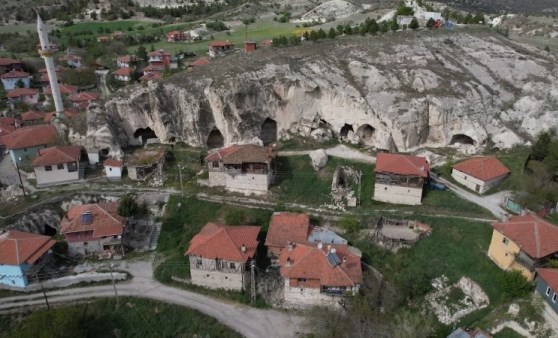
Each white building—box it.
[452,156,509,194]
[104,158,123,180]
[185,222,260,291]
[31,145,84,187]
[397,15,414,26]
[1,70,31,91]
[420,12,443,21]
[205,144,276,195]
[373,153,429,205]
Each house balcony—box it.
[100,237,122,246]
[321,286,347,295]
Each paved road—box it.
[0,260,304,338]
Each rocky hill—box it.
[96,29,558,155]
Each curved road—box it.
[0,262,303,338]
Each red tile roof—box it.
[0,230,55,265]
[112,67,133,76]
[60,54,81,61]
[375,153,429,177]
[537,268,558,292]
[493,213,558,259]
[139,71,162,82]
[190,58,209,67]
[71,92,98,102]
[166,30,183,36]
[61,202,125,239]
[0,125,15,141]
[0,58,21,66]
[0,117,18,126]
[32,145,82,167]
[265,212,310,248]
[148,49,171,57]
[44,84,77,95]
[1,125,58,150]
[20,111,44,121]
[7,88,38,98]
[205,144,275,164]
[185,223,260,262]
[453,157,509,181]
[104,159,123,167]
[1,69,30,79]
[117,55,135,63]
[143,64,165,73]
[39,66,64,73]
[279,243,362,287]
[209,40,233,47]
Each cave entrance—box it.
[339,124,354,138]
[261,118,277,145]
[207,128,224,149]
[169,136,176,143]
[134,127,158,144]
[44,223,57,236]
[450,134,475,146]
[356,124,375,144]
[100,148,109,156]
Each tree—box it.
[426,17,436,29]
[288,35,300,45]
[328,27,336,39]
[117,193,139,217]
[136,45,147,61]
[390,17,399,32]
[309,30,319,41]
[532,131,553,161]
[15,79,25,88]
[336,24,344,35]
[339,215,360,233]
[395,5,414,16]
[317,28,327,39]
[365,18,379,34]
[409,17,419,30]
[499,270,532,299]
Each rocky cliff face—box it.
[101,29,558,153]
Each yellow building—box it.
[488,213,558,281]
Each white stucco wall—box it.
[451,169,507,194]
[208,171,226,186]
[373,183,423,205]
[34,163,80,186]
[105,165,122,179]
[225,172,271,195]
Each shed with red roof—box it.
[452,157,509,194]
[185,222,260,291]
[104,158,123,180]
[374,153,429,205]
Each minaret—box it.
[37,15,64,117]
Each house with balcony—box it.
[373,153,429,205]
[0,57,22,74]
[279,242,362,308]
[488,213,558,281]
[166,30,186,42]
[452,157,509,194]
[20,111,45,126]
[60,202,126,258]
[185,222,260,291]
[208,40,234,57]
[116,55,137,68]
[205,144,276,195]
[71,92,99,110]
[0,124,58,167]
[147,49,172,68]
[0,230,55,288]
[7,88,39,106]
[535,268,558,315]
[1,70,31,91]
[112,67,133,82]
[44,83,78,99]
[31,145,84,187]
[59,53,82,68]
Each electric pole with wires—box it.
[250,259,256,304]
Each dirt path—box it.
[278,144,376,163]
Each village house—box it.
[112,67,133,82]
[38,66,64,86]
[127,148,167,181]
[397,15,414,26]
[188,58,209,69]
[147,49,172,68]
[1,70,31,91]
[59,53,82,68]
[104,158,123,180]
[0,118,18,150]
[116,55,137,68]
[0,124,58,167]
[20,111,45,126]
[7,88,39,106]
[185,222,260,291]
[373,153,429,205]
[0,57,22,74]
[488,213,558,281]
[166,30,186,42]
[420,12,444,22]
[44,83,78,99]
[279,242,362,307]
[31,145,84,187]
[143,64,164,74]
[71,92,99,110]
[205,144,276,195]
[208,40,234,57]
[265,212,347,262]
[452,157,509,194]
[139,71,162,82]
[61,203,126,258]
[244,41,257,52]
[0,230,55,288]
[261,39,273,47]
[535,268,558,315]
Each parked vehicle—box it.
[430,180,448,191]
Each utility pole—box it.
[357,170,362,207]
[37,275,50,310]
[15,159,26,197]
[178,165,184,197]
[250,259,256,304]
[109,263,119,307]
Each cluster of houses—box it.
[0,201,126,288]
[185,211,361,307]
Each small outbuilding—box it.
[127,148,168,181]
[104,158,123,180]
[452,157,509,194]
[374,153,429,205]
[32,145,84,187]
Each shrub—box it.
[340,215,360,233]
[426,18,436,29]
[117,193,138,217]
[410,17,419,30]
[225,210,246,225]
[499,270,532,299]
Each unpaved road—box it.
[0,260,304,338]
[278,144,376,163]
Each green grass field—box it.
[0,23,37,34]
[0,297,240,337]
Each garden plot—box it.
[426,275,489,325]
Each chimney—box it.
[286,257,292,267]
[342,256,347,268]
[287,241,294,252]
[327,244,332,253]
[317,242,323,250]
[241,244,247,253]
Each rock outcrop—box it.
[99,30,558,153]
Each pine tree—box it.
[410,17,419,30]
[328,27,336,39]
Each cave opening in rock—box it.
[44,223,57,236]
[100,148,109,157]
[207,128,224,149]
[134,127,158,144]
[339,124,354,138]
[261,118,277,145]
[450,134,475,146]
[169,136,176,143]
[356,124,375,143]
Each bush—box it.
[499,270,532,299]
[340,215,360,233]
[410,18,419,30]
[426,18,436,29]
[224,210,246,225]
[117,193,138,217]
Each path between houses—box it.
[0,259,304,338]
[278,144,376,163]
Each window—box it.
[57,164,64,170]
[229,262,235,269]
[553,293,557,303]
[45,166,52,171]
[109,167,113,171]
[502,238,509,245]
[546,287,551,296]
[297,278,307,283]
[67,162,77,172]
[84,242,88,246]
[196,258,202,268]
[212,161,219,168]
[464,176,467,180]
[23,148,27,152]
